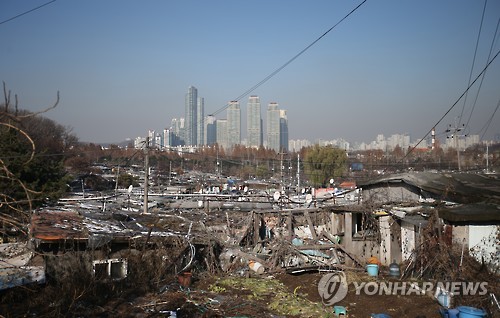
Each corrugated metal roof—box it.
[31,210,88,241]
[359,172,500,223]
[359,172,500,205]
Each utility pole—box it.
[486,143,490,173]
[216,149,219,175]
[169,161,172,186]
[446,121,466,171]
[114,165,120,196]
[296,153,300,192]
[280,152,284,189]
[143,137,149,214]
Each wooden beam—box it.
[304,210,318,240]
[253,211,260,245]
[321,230,365,267]
[287,211,293,239]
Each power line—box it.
[207,0,368,118]
[403,47,500,161]
[479,97,500,140]
[190,1,368,147]
[458,0,488,127]
[466,16,500,131]
[0,0,56,26]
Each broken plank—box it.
[304,210,318,240]
[294,244,338,250]
[321,230,365,267]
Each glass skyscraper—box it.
[205,115,217,146]
[197,97,204,146]
[185,86,198,146]
[279,109,289,152]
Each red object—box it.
[178,272,192,287]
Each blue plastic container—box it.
[456,306,486,318]
[448,308,459,318]
[333,305,347,316]
[437,291,452,308]
[440,307,459,318]
[366,264,379,276]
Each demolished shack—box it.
[358,172,500,270]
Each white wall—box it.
[468,225,499,271]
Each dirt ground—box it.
[275,271,442,318]
[99,270,444,318]
[1,268,490,318]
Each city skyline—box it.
[162,90,290,151]
[2,1,500,144]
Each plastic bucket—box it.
[333,305,347,316]
[249,260,265,274]
[456,306,486,318]
[366,264,379,276]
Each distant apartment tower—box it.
[170,117,185,146]
[289,139,311,152]
[227,101,241,149]
[205,115,217,146]
[148,130,156,148]
[247,95,262,148]
[197,97,204,146]
[279,109,289,152]
[387,134,410,151]
[266,102,281,152]
[163,128,172,149]
[216,119,228,150]
[185,86,198,146]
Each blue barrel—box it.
[456,306,487,318]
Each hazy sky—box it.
[1,0,500,144]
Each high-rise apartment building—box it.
[163,128,172,149]
[266,102,281,152]
[247,95,262,148]
[216,119,228,150]
[205,115,217,146]
[227,101,241,149]
[279,109,289,152]
[170,117,185,146]
[185,86,198,146]
[197,97,204,146]
[148,130,156,148]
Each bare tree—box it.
[0,82,61,239]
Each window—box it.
[92,258,128,280]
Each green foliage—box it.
[1,106,77,237]
[117,173,140,188]
[211,276,332,317]
[303,145,347,187]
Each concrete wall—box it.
[343,212,380,266]
[468,225,499,271]
[379,216,402,266]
